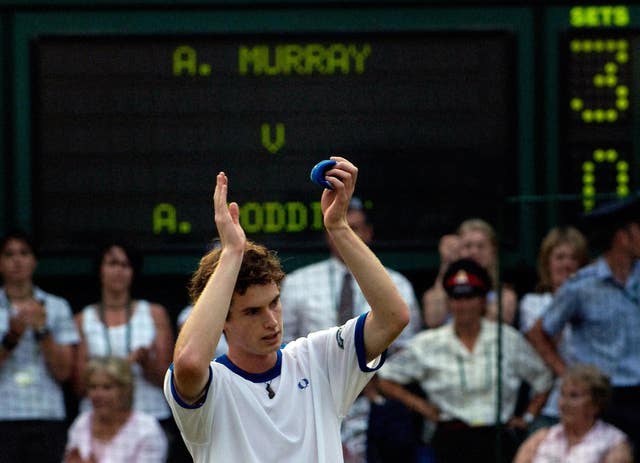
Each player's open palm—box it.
[213,171,245,252]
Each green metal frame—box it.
[10,6,535,274]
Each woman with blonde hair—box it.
[423,219,518,327]
[520,226,589,429]
[64,356,167,462]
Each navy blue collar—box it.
[215,349,282,383]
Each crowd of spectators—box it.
[1,190,639,462]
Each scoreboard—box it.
[550,6,640,220]
[31,32,517,254]
[3,3,640,273]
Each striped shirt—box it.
[0,287,79,420]
[379,319,552,425]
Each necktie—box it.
[337,272,354,325]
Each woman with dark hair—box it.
[73,243,175,446]
[64,356,167,462]
[0,230,79,463]
[514,364,632,463]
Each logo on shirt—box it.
[336,326,345,349]
[298,378,309,390]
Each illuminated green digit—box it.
[581,149,629,212]
[570,38,628,124]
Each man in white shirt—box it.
[164,157,410,463]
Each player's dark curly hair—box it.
[188,240,285,304]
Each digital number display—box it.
[558,6,640,213]
[32,33,517,253]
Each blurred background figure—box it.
[457,218,518,325]
[513,364,632,463]
[280,197,422,463]
[519,226,589,430]
[421,234,461,329]
[73,242,184,461]
[424,218,518,328]
[378,258,552,463]
[0,230,79,463]
[64,356,167,463]
[528,195,640,460]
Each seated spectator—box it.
[519,226,589,429]
[0,230,79,463]
[513,364,632,463]
[377,258,552,463]
[73,242,186,461]
[424,219,518,328]
[64,356,167,462]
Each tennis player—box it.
[164,156,410,462]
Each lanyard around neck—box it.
[97,300,133,356]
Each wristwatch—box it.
[34,326,51,342]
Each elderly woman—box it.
[64,356,167,463]
[514,364,632,463]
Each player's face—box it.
[225,282,283,359]
[548,242,580,291]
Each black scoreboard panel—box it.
[543,5,640,231]
[32,33,517,253]
[560,32,635,214]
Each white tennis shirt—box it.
[164,313,384,462]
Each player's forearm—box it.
[329,225,409,334]
[174,248,242,388]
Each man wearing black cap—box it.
[528,194,640,460]
[377,258,552,463]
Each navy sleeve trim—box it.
[354,312,387,372]
[169,363,213,409]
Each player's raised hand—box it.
[213,172,245,252]
[321,156,358,231]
